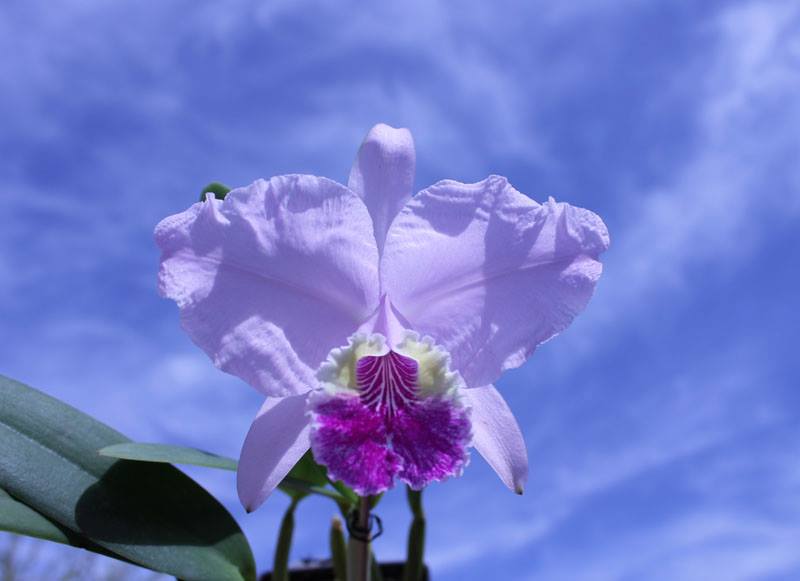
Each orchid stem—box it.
[370,550,384,581]
[273,497,299,581]
[347,496,372,581]
[330,516,348,581]
[403,487,425,581]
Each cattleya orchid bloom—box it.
[155,124,608,511]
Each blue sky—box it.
[1,0,799,579]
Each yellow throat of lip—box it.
[316,331,464,400]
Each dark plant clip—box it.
[346,510,383,542]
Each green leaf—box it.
[0,374,256,581]
[329,479,359,506]
[200,182,231,201]
[98,443,346,503]
[99,442,238,471]
[0,487,126,560]
[279,478,348,503]
[281,450,329,500]
[287,450,328,486]
[0,487,71,545]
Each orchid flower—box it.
[155,124,609,512]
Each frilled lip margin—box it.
[308,331,473,496]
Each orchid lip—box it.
[309,331,472,495]
[357,350,419,418]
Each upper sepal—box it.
[348,124,416,253]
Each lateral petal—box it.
[382,176,608,387]
[236,394,311,512]
[155,175,380,396]
[462,385,528,494]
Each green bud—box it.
[199,182,231,202]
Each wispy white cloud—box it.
[528,510,800,581]
[0,532,169,580]
[541,0,800,378]
[424,330,789,572]
[594,0,800,312]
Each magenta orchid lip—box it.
[155,123,609,512]
[310,327,471,496]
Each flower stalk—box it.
[273,497,299,581]
[348,497,372,581]
[330,516,348,581]
[403,487,425,581]
[370,552,384,581]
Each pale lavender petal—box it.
[382,176,609,387]
[391,397,472,490]
[357,294,410,347]
[462,385,528,494]
[155,175,380,397]
[310,394,401,496]
[237,394,311,512]
[348,124,416,254]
